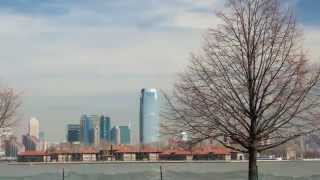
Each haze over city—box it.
[0,0,319,143]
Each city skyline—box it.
[0,0,318,141]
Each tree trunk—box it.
[248,147,258,180]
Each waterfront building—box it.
[139,88,160,144]
[17,151,49,162]
[111,126,120,145]
[29,118,39,139]
[119,126,131,145]
[22,135,39,151]
[67,124,81,143]
[100,115,111,143]
[80,115,93,145]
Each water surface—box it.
[0,161,319,180]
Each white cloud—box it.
[304,26,320,63]
[0,11,203,97]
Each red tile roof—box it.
[161,148,192,156]
[140,146,162,153]
[115,146,140,153]
[18,151,47,156]
[78,147,97,154]
[193,146,230,155]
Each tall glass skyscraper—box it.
[111,126,120,145]
[67,124,80,143]
[100,115,111,143]
[119,126,130,145]
[80,115,93,145]
[90,115,100,145]
[29,118,39,139]
[139,88,160,144]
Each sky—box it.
[0,0,319,142]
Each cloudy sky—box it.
[0,0,319,142]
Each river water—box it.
[0,161,320,180]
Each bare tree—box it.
[162,0,320,180]
[0,87,20,129]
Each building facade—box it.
[90,115,100,146]
[4,136,24,158]
[119,126,131,145]
[139,88,160,144]
[67,124,80,143]
[100,115,111,143]
[22,135,39,151]
[111,126,120,145]
[80,115,93,145]
[29,118,39,139]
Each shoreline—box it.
[7,159,320,166]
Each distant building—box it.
[90,115,100,146]
[29,118,39,139]
[111,126,120,145]
[139,88,160,144]
[100,115,111,143]
[22,135,39,151]
[119,126,131,145]
[80,115,93,145]
[39,132,45,141]
[4,136,24,158]
[67,124,80,143]
[0,127,13,154]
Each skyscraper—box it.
[90,115,100,146]
[111,126,120,145]
[29,118,39,139]
[119,126,131,145]
[22,135,39,151]
[80,115,93,145]
[67,124,80,143]
[139,88,160,144]
[4,136,24,158]
[100,115,111,143]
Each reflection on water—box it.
[0,161,320,180]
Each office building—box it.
[111,126,120,145]
[119,126,130,145]
[80,115,93,145]
[29,118,39,139]
[22,135,39,151]
[4,136,24,158]
[67,124,80,143]
[100,115,111,143]
[39,132,45,141]
[0,127,12,153]
[139,88,160,144]
[90,115,100,146]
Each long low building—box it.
[17,145,238,162]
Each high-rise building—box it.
[38,131,48,151]
[100,115,111,143]
[80,115,93,145]
[89,115,100,146]
[119,126,131,145]
[0,127,12,153]
[139,88,160,144]
[39,132,45,141]
[111,126,120,145]
[67,124,80,143]
[22,135,39,151]
[4,136,24,158]
[29,118,39,139]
